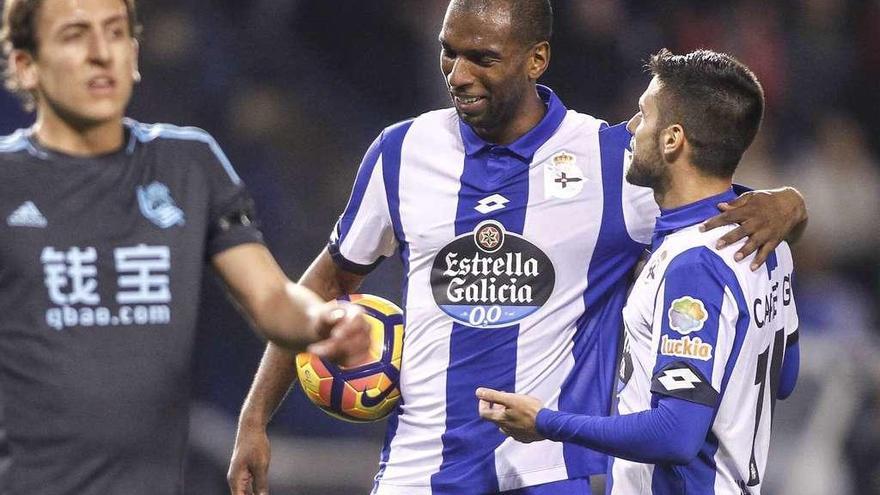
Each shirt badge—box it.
[667,296,708,334]
[543,151,584,199]
[137,181,185,229]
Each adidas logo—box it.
[7,201,47,228]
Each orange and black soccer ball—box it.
[295,294,404,422]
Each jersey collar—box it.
[459,85,567,162]
[23,120,137,161]
[652,187,738,251]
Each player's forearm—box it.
[299,248,365,301]
[535,399,713,465]
[238,343,300,428]
[248,281,325,351]
[213,244,325,350]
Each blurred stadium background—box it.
[1,0,877,493]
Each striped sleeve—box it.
[650,247,746,408]
[328,131,397,274]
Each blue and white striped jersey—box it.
[609,189,799,495]
[329,86,658,494]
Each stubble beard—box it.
[626,151,662,189]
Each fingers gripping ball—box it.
[296,294,404,422]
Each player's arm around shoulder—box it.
[701,187,807,271]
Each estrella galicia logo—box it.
[137,181,185,229]
[430,220,555,328]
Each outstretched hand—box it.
[700,188,807,271]
[476,387,545,443]
[307,302,371,367]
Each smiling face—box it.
[626,76,667,189]
[12,0,138,128]
[439,1,546,144]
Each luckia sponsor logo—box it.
[660,335,713,361]
[430,220,555,328]
[667,296,708,335]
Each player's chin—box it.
[625,165,653,188]
[68,104,126,127]
[456,108,489,127]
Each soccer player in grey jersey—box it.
[0,0,370,493]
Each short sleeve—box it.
[328,132,398,274]
[650,248,744,408]
[200,135,264,257]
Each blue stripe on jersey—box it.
[379,120,414,312]
[431,148,530,493]
[372,120,413,487]
[765,251,778,279]
[337,133,384,246]
[561,123,644,480]
[715,263,749,397]
[126,119,242,184]
[669,249,752,403]
[654,248,732,390]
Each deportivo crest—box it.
[137,181,185,229]
[430,220,555,328]
[643,250,668,283]
[667,296,708,335]
[543,151,584,199]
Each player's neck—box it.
[477,90,546,145]
[32,111,125,157]
[655,169,732,211]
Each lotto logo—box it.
[657,368,703,391]
[475,194,509,214]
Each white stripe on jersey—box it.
[376,111,464,487]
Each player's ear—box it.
[10,49,38,92]
[661,124,685,162]
[527,41,550,81]
[131,39,141,83]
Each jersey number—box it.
[747,328,786,486]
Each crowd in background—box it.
[1,1,877,493]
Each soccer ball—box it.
[295,294,404,423]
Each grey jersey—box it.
[0,120,263,494]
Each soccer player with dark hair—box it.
[229,2,808,494]
[0,0,370,493]
[479,48,800,495]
